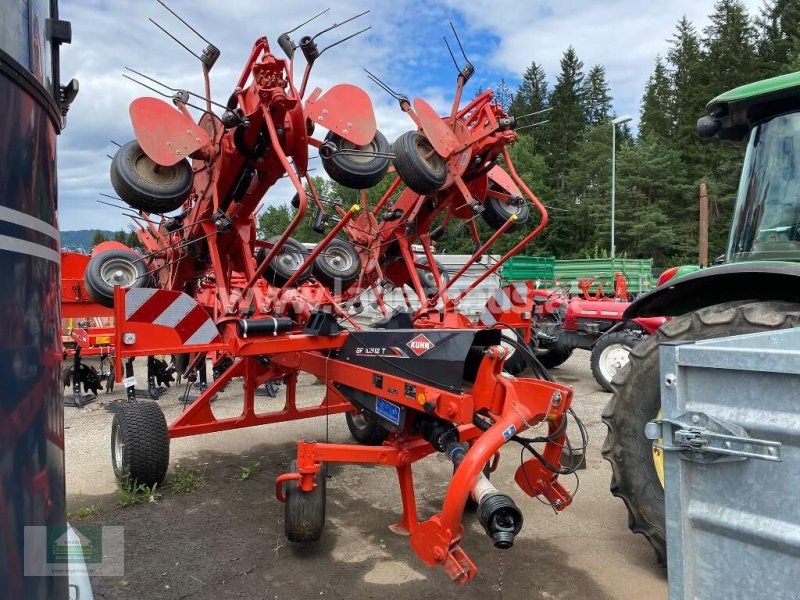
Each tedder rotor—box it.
[95,5,585,584]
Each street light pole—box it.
[611,115,632,260]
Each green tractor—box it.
[602,71,800,565]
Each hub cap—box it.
[100,258,140,288]
[113,426,125,471]
[599,343,631,384]
[322,245,354,272]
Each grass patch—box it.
[171,466,206,494]
[238,461,261,481]
[67,505,98,520]
[116,482,161,508]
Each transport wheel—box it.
[413,256,449,297]
[285,459,326,542]
[481,194,530,231]
[312,238,362,291]
[321,130,390,189]
[110,140,193,213]
[601,301,800,566]
[345,409,390,445]
[257,236,312,287]
[590,331,641,392]
[391,130,447,194]
[111,401,170,489]
[536,342,573,369]
[84,248,149,308]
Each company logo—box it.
[406,334,434,356]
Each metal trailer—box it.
[650,328,800,599]
[0,1,76,598]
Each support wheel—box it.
[285,460,326,542]
[590,331,640,392]
[84,248,149,308]
[257,236,312,287]
[481,194,529,231]
[110,140,192,213]
[413,256,449,297]
[111,401,170,489]
[601,301,800,565]
[392,131,447,195]
[321,130,390,190]
[536,342,573,369]
[312,239,362,292]
[345,409,390,445]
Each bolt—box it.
[691,414,700,424]
[553,499,563,509]
[318,116,324,121]
[664,373,677,387]
[112,270,125,282]
[724,441,732,449]
[433,547,445,562]
[176,149,183,155]
[551,391,562,406]
[186,130,192,134]
[768,447,777,456]
[342,129,349,135]
[196,138,202,143]
[322,109,329,114]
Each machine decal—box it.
[406,334,435,356]
[375,397,401,425]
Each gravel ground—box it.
[65,349,666,600]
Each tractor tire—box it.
[536,343,573,369]
[312,238,362,292]
[110,140,193,213]
[111,401,170,489]
[601,301,800,566]
[392,131,447,195]
[321,130,390,190]
[284,459,326,542]
[85,248,149,308]
[345,409,390,446]
[257,236,312,287]
[590,331,641,392]
[481,196,530,231]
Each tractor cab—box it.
[700,72,800,263]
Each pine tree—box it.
[91,230,108,247]
[755,0,800,77]
[639,56,674,139]
[703,0,758,94]
[510,61,548,118]
[583,65,612,126]
[493,78,513,112]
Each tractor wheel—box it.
[590,331,641,392]
[345,409,390,446]
[84,248,149,308]
[321,130,390,190]
[312,238,362,292]
[110,140,193,213]
[601,301,800,566]
[392,131,447,195]
[257,236,312,287]
[481,196,529,231]
[284,459,326,542]
[111,401,170,489]
[414,256,449,297]
[536,342,573,369]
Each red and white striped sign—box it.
[125,289,221,346]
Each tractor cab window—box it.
[728,112,800,262]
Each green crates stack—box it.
[501,256,556,282]
[554,258,654,295]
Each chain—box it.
[497,548,504,600]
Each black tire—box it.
[312,239,362,292]
[345,409,390,445]
[413,256,449,296]
[601,301,800,566]
[110,140,193,213]
[481,196,529,231]
[257,236,312,287]
[285,459,326,542]
[111,401,170,489]
[590,331,641,392]
[536,342,573,369]
[321,130,390,190]
[392,131,447,195]
[85,248,149,308]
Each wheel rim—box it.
[100,257,140,288]
[413,137,444,174]
[113,425,125,471]
[322,245,354,272]
[599,343,631,384]
[653,409,665,488]
[275,247,305,271]
[350,411,368,430]
[340,138,378,165]
[133,151,182,186]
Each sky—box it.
[57,0,763,232]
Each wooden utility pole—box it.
[699,182,709,267]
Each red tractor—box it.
[85,8,585,585]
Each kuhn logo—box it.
[406,334,434,356]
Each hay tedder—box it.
[92,5,585,584]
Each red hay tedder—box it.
[88,6,586,584]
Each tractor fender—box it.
[623,261,800,319]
